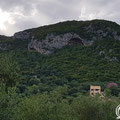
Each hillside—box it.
[0,19,120,120]
[0,19,120,95]
[1,19,120,53]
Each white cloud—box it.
[0,9,15,31]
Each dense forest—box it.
[0,19,120,120]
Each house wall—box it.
[90,85,101,96]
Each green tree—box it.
[0,53,20,87]
[110,86,119,97]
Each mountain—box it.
[0,19,120,96]
[1,19,120,53]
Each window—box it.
[95,89,99,91]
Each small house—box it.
[90,85,102,96]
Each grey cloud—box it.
[36,1,80,21]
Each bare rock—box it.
[28,33,89,54]
[13,31,31,40]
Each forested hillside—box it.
[0,19,120,120]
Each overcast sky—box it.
[0,0,120,36]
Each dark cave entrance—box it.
[68,38,83,45]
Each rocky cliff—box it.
[28,33,86,54]
[0,19,120,54]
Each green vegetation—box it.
[0,36,13,43]
[0,85,119,120]
[0,20,120,120]
[26,19,120,39]
[0,38,120,119]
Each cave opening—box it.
[68,38,83,45]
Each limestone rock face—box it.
[12,28,120,55]
[10,20,120,55]
[13,31,31,40]
[28,33,87,54]
[84,24,120,41]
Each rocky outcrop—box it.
[99,50,119,62]
[105,56,119,62]
[84,24,120,41]
[10,20,120,54]
[13,31,31,40]
[12,28,120,55]
[28,33,87,54]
